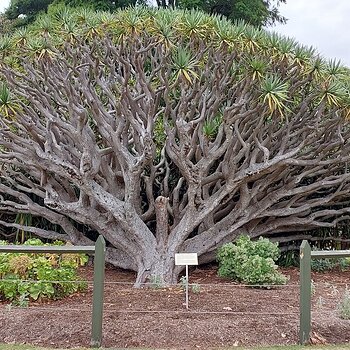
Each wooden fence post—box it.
[299,240,311,345]
[0,241,106,348]
[91,236,106,348]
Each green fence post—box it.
[91,236,106,348]
[299,240,311,345]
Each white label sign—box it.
[175,253,198,266]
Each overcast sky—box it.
[0,0,8,13]
[272,0,350,67]
[0,0,349,67]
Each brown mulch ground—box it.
[1,265,350,349]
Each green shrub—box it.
[217,235,287,286]
[311,258,336,272]
[0,239,88,304]
[310,248,350,272]
[278,249,299,267]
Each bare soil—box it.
[1,265,350,349]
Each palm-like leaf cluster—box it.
[0,6,348,121]
[0,83,19,119]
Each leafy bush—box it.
[217,236,287,286]
[310,248,350,272]
[311,258,336,272]
[0,239,88,304]
[278,249,299,267]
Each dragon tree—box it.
[0,7,350,285]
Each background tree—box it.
[0,14,21,34]
[4,0,53,23]
[4,0,285,27]
[3,0,140,24]
[62,0,142,11]
[178,0,287,26]
[1,7,350,285]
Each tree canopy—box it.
[4,0,53,22]
[0,7,350,285]
[179,0,287,27]
[4,0,286,27]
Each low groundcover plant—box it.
[0,239,87,305]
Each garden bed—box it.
[0,265,350,349]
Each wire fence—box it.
[2,278,349,287]
[0,278,348,312]
[1,276,349,348]
[1,238,348,346]
[1,306,342,317]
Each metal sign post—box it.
[175,253,198,309]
